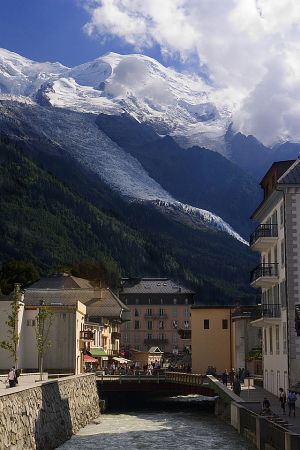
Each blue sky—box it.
[0,0,163,67]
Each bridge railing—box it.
[165,372,204,385]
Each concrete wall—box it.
[191,307,232,374]
[0,373,100,450]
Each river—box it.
[57,403,255,450]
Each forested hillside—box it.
[0,136,257,303]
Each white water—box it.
[57,410,255,450]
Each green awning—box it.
[90,348,107,357]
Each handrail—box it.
[250,224,278,246]
[250,263,278,283]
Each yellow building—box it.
[191,306,233,374]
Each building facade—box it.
[119,278,194,353]
[191,306,233,374]
[0,273,130,373]
[250,159,300,394]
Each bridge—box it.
[97,372,215,396]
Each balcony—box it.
[250,263,279,288]
[144,314,168,319]
[250,224,278,252]
[178,329,191,340]
[80,330,94,341]
[251,304,281,327]
[111,331,121,341]
[144,338,168,345]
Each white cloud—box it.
[81,0,300,145]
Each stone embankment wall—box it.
[0,373,100,450]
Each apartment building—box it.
[250,159,300,394]
[119,278,195,353]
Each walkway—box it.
[237,383,300,434]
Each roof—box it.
[148,346,163,353]
[28,273,94,290]
[278,158,300,184]
[24,276,129,321]
[86,288,129,321]
[120,278,195,295]
[260,160,296,186]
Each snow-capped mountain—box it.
[0,48,247,243]
[0,48,232,153]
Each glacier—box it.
[0,48,247,244]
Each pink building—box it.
[119,278,195,354]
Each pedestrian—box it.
[279,387,286,414]
[233,376,241,396]
[229,368,235,387]
[222,369,228,386]
[262,397,271,415]
[287,390,297,417]
[7,366,16,388]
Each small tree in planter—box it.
[35,301,53,381]
[0,283,22,368]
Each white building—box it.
[250,159,300,394]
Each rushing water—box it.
[57,408,255,450]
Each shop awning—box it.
[84,354,98,363]
[90,348,107,357]
[112,357,132,364]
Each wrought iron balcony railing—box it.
[261,304,281,318]
[250,224,278,247]
[250,263,278,283]
[144,338,168,345]
[80,330,94,341]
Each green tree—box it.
[0,260,40,295]
[0,284,22,367]
[35,301,53,381]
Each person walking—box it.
[233,376,241,396]
[287,390,297,417]
[7,367,16,388]
[229,368,235,387]
[279,387,287,414]
[222,370,228,386]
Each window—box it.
[280,203,284,227]
[159,320,164,329]
[274,244,278,264]
[269,327,273,354]
[134,334,140,343]
[184,307,189,317]
[123,334,128,342]
[159,308,165,316]
[204,319,209,330]
[147,333,152,340]
[134,320,140,330]
[135,298,139,305]
[172,320,178,329]
[222,319,228,330]
[172,308,177,317]
[185,298,189,305]
[147,321,153,330]
[184,320,189,329]
[264,328,267,354]
[275,325,280,354]
[283,323,287,354]
[159,333,165,340]
[281,240,285,267]
[134,309,139,317]
[146,308,152,316]
[173,298,177,305]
